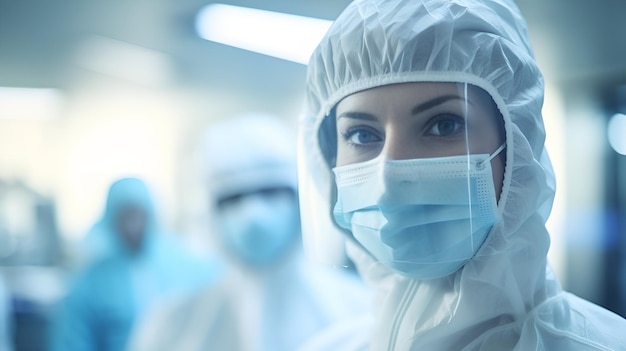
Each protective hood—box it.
[202,113,298,201]
[300,0,626,349]
[84,177,158,260]
[83,178,212,271]
[201,114,301,268]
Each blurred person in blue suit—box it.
[128,114,371,351]
[48,177,221,351]
[0,276,12,351]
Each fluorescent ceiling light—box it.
[195,4,332,64]
[608,113,626,155]
[0,87,64,120]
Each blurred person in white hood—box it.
[129,113,371,351]
[297,0,626,349]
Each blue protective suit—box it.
[0,277,11,351]
[49,178,221,351]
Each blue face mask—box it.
[332,145,504,280]
[218,190,299,266]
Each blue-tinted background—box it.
[0,0,625,350]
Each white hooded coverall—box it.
[297,0,626,350]
[129,114,371,351]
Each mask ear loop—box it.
[488,143,507,162]
[478,143,507,169]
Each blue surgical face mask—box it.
[218,190,299,266]
[332,145,504,280]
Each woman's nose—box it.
[381,131,420,160]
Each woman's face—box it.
[335,82,505,199]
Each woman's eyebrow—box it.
[411,95,468,115]
[336,111,378,121]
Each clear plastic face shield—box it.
[299,82,506,279]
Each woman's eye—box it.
[345,128,382,145]
[427,117,465,137]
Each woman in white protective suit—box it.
[129,113,371,351]
[297,0,626,350]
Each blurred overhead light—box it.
[195,4,332,64]
[75,36,172,86]
[0,87,64,120]
[608,113,626,155]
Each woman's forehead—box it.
[336,82,496,114]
